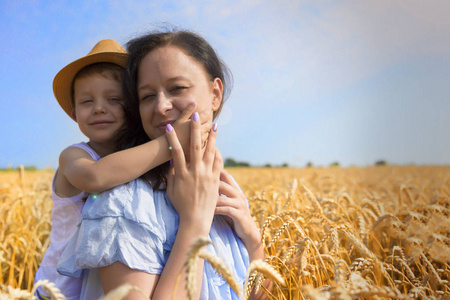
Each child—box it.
[34,39,199,300]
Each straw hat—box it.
[53,39,128,119]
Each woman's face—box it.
[137,45,223,140]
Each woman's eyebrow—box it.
[138,83,152,92]
[167,76,191,83]
[138,76,191,90]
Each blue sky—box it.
[1,0,449,168]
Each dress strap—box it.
[69,142,101,161]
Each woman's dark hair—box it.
[116,29,233,189]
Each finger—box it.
[177,102,196,122]
[214,205,237,220]
[212,149,223,177]
[201,119,213,137]
[203,124,218,167]
[166,166,175,193]
[201,131,210,150]
[190,112,202,166]
[166,124,187,174]
[216,195,239,209]
[218,181,240,198]
[220,169,240,191]
[201,120,213,149]
[201,117,213,130]
[213,210,235,229]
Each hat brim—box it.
[53,52,128,120]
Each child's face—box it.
[72,75,125,144]
[137,45,223,140]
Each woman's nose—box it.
[155,93,173,114]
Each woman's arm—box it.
[216,170,273,299]
[216,170,263,261]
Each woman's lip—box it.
[157,120,175,130]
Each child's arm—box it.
[59,104,202,195]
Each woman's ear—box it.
[211,78,223,111]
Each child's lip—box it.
[90,120,113,125]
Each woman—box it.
[58,30,265,300]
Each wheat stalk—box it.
[197,248,242,298]
[183,236,213,300]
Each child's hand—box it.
[173,103,213,159]
[166,112,222,232]
[216,170,262,254]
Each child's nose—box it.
[93,101,106,114]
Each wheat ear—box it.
[244,259,285,299]
[303,184,323,215]
[31,280,65,300]
[184,236,213,300]
[198,248,242,297]
[4,285,34,300]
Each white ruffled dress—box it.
[58,178,249,299]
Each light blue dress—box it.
[58,178,249,299]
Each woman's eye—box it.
[110,97,122,102]
[81,99,93,104]
[171,86,187,93]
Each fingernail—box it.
[169,159,173,166]
[166,124,173,132]
[193,112,199,122]
[213,123,218,132]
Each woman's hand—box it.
[172,103,213,160]
[165,112,222,233]
[216,170,264,259]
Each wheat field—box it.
[1,166,449,299]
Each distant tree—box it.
[224,158,238,167]
[306,161,313,168]
[329,161,340,167]
[24,164,37,171]
[224,157,251,167]
[264,163,272,168]
[375,160,387,166]
[281,163,289,168]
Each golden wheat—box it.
[1,166,449,299]
[197,248,242,297]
